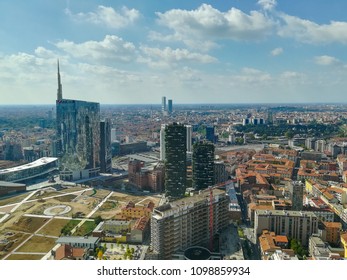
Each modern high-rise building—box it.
[164,123,187,200]
[288,181,304,211]
[111,128,117,143]
[192,141,215,190]
[161,96,166,113]
[205,126,215,143]
[100,119,112,173]
[167,99,173,114]
[57,59,63,101]
[151,188,229,259]
[159,124,166,161]
[55,62,101,181]
[161,123,192,163]
[186,125,192,153]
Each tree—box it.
[235,137,244,145]
[95,216,103,225]
[285,130,295,139]
[97,250,104,260]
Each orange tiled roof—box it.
[55,244,85,260]
[274,235,288,243]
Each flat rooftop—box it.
[56,236,100,245]
[0,181,26,187]
[153,188,226,219]
[256,209,317,218]
[0,157,58,174]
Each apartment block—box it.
[151,188,229,259]
[254,210,318,246]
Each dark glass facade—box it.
[164,123,187,200]
[192,141,215,190]
[100,119,112,173]
[56,99,100,179]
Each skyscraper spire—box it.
[57,59,63,101]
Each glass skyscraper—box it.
[55,61,101,181]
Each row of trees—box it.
[235,122,341,139]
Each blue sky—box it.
[1,0,347,104]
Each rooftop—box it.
[0,181,26,187]
[56,236,100,245]
[0,157,58,174]
[153,188,226,219]
[256,209,317,218]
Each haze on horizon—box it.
[1,0,347,105]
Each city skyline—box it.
[1,0,347,105]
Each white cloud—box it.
[34,47,56,59]
[270,47,283,56]
[56,35,136,63]
[258,0,277,11]
[278,14,347,44]
[139,46,217,68]
[65,5,140,29]
[279,71,307,85]
[155,4,275,50]
[230,67,272,85]
[314,55,341,66]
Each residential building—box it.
[254,210,318,246]
[214,161,228,184]
[309,235,344,260]
[288,181,304,211]
[341,233,347,258]
[258,230,291,259]
[54,244,87,260]
[151,188,229,259]
[128,160,164,192]
[318,222,342,245]
[192,141,215,190]
[164,123,187,200]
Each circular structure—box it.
[44,205,71,216]
[184,246,211,260]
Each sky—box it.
[1,0,347,105]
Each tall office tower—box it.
[161,96,166,113]
[160,124,166,161]
[100,119,112,173]
[164,123,187,200]
[205,126,215,143]
[192,141,215,190]
[185,125,192,153]
[56,62,101,181]
[288,181,304,211]
[111,128,117,143]
[151,188,229,259]
[167,99,173,114]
